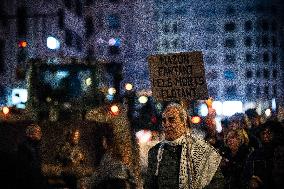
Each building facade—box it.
[0,0,86,105]
[132,0,284,112]
[0,0,283,113]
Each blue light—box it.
[11,88,28,105]
[106,94,114,101]
[199,103,208,116]
[224,70,235,80]
[114,38,121,47]
[108,38,121,47]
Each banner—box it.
[148,51,208,101]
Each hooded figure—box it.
[90,123,136,189]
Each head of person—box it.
[228,113,247,131]
[245,108,260,128]
[260,127,273,144]
[225,130,243,153]
[258,120,280,145]
[93,123,121,166]
[162,103,189,141]
[26,124,42,141]
[69,128,80,145]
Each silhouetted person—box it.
[16,124,46,189]
[90,123,136,189]
[57,128,86,189]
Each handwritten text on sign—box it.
[148,52,208,101]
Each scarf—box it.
[155,131,221,189]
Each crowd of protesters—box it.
[139,105,284,189]
[1,103,284,189]
[203,108,284,189]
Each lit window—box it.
[224,70,235,80]
[108,14,120,29]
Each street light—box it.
[138,96,148,104]
[110,104,119,116]
[108,87,116,95]
[125,83,133,91]
[47,36,60,50]
[2,107,10,115]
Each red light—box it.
[2,107,9,115]
[110,105,119,116]
[151,116,157,124]
[191,116,201,124]
[18,41,27,48]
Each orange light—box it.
[2,107,10,115]
[18,41,27,48]
[205,97,213,108]
[110,105,119,115]
[191,116,201,124]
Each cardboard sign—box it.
[148,51,208,101]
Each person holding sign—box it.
[144,103,224,189]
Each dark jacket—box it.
[221,145,251,189]
[90,153,136,189]
[145,142,224,189]
[16,139,46,189]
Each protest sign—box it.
[148,51,208,101]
